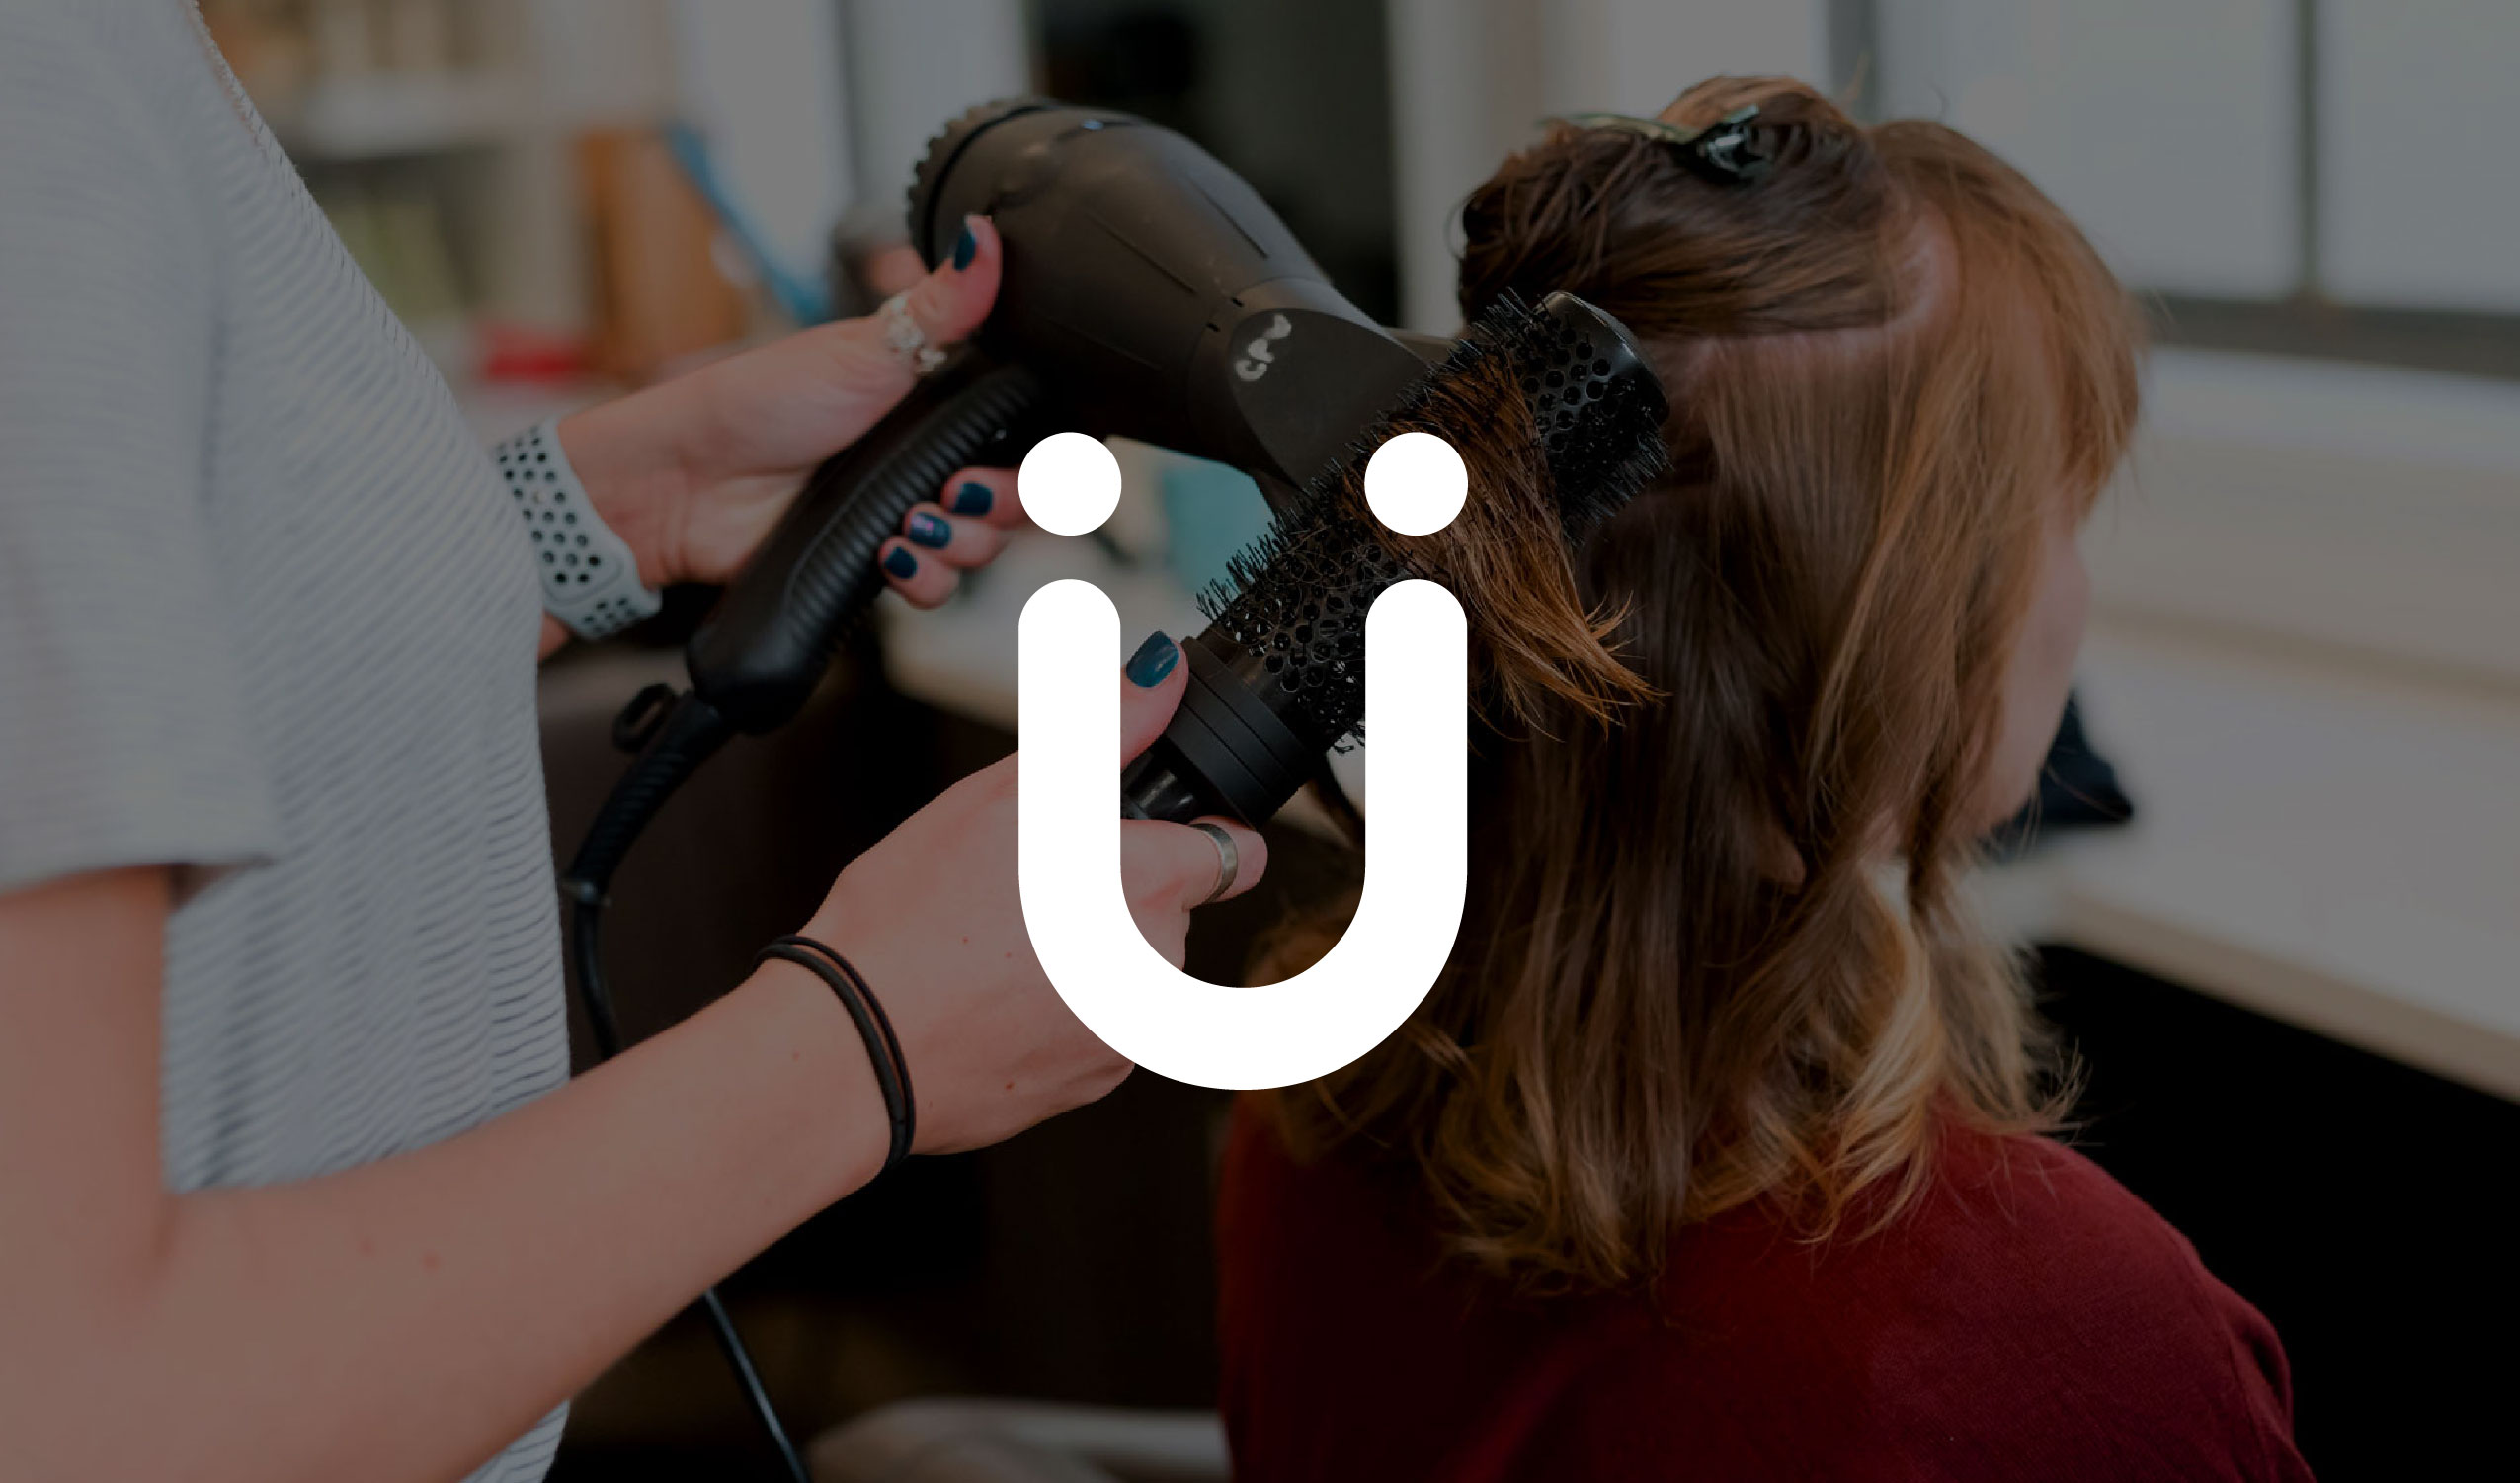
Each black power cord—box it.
[563,688,812,1483]
[568,886,813,1483]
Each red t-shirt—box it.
[1218,1103,2312,1481]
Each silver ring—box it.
[878,290,950,375]
[1191,822,1240,906]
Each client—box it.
[1218,77,2312,1481]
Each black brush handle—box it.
[687,353,1048,735]
[1122,634,1320,825]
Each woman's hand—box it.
[793,632,1267,1154]
[870,462,1027,609]
[554,215,1011,595]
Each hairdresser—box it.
[0,8,1263,1481]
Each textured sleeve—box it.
[0,5,280,898]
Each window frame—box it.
[1830,0,2520,386]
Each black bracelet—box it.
[756,935,916,1171]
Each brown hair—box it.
[1261,77,2144,1291]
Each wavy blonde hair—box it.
[1259,77,2143,1292]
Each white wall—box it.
[1387,0,1533,333]
[2093,350,2520,687]
[672,0,855,278]
[1875,0,2301,299]
[1536,0,1829,117]
[841,0,1030,237]
[2319,0,2520,314]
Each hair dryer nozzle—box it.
[904,98,1432,500]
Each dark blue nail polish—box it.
[950,480,994,516]
[951,219,978,271]
[883,546,919,580]
[908,510,952,548]
[1126,631,1179,688]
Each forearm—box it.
[554,391,693,597]
[528,390,693,662]
[526,225,1004,663]
[12,961,880,1483]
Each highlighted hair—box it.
[1261,77,2143,1291]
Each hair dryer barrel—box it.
[680,98,1434,742]
[906,99,1432,497]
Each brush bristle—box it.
[1513,296,1674,541]
[1198,291,1670,748]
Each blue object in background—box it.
[1159,456,1278,600]
[664,122,835,327]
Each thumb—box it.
[1119,631,1188,762]
[899,214,1002,346]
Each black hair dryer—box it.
[573,99,1450,890]
[685,98,1439,735]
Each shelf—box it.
[267,70,534,162]
[1985,621,2520,1103]
[2091,348,2520,691]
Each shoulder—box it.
[1558,1126,2310,1479]
[0,0,202,116]
[1893,1123,2227,1302]
[1725,1123,2294,1379]
[1219,1108,2311,1480]
[0,0,220,244]
[1909,1125,2293,1393]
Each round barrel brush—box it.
[1123,290,1671,826]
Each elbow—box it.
[0,1199,203,1481]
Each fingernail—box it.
[950,480,994,516]
[883,546,919,580]
[951,217,979,272]
[908,510,953,548]
[1126,631,1179,688]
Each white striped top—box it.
[0,3,568,1475]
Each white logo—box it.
[1232,313,1294,382]
[1014,433,1471,1089]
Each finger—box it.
[901,504,1011,570]
[862,243,927,298]
[876,538,962,609]
[1119,816,1270,908]
[936,466,1027,529]
[1192,816,1269,903]
[1118,631,1187,762]
[899,215,1001,349]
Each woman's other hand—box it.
[871,464,1027,608]
[795,632,1268,1154]
[554,215,1011,593]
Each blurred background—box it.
[195,1,2517,1478]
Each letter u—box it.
[1016,578,1468,1090]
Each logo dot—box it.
[1019,433,1124,536]
[1363,431,1466,536]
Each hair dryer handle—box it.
[686,354,1050,734]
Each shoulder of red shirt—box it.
[1219,1097,2315,1482]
